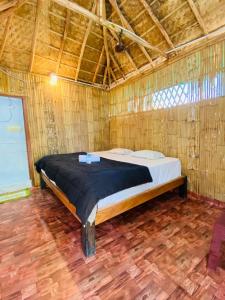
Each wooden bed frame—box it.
[40,172,187,256]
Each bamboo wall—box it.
[0,71,109,185]
[0,40,225,202]
[110,40,225,202]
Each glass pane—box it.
[0,96,31,194]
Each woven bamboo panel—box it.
[109,39,225,202]
[132,11,156,35]
[197,0,225,32]
[122,0,144,23]
[87,32,104,51]
[58,64,76,79]
[0,71,109,186]
[151,0,186,21]
[6,16,34,52]
[171,23,202,46]
[1,51,30,71]
[16,2,36,23]
[161,4,196,37]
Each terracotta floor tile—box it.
[0,189,225,299]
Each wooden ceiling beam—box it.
[108,0,127,19]
[110,67,117,83]
[186,0,207,35]
[93,46,104,83]
[109,52,125,79]
[75,2,96,81]
[29,0,42,72]
[103,66,107,85]
[0,15,13,61]
[139,0,174,49]
[109,0,153,64]
[108,34,126,79]
[99,0,103,18]
[52,0,165,56]
[102,0,111,86]
[56,9,70,74]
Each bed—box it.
[37,150,187,257]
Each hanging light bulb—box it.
[49,73,58,85]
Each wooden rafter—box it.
[99,0,103,17]
[186,0,207,35]
[109,51,125,79]
[109,0,153,64]
[75,2,96,81]
[29,0,42,72]
[53,0,165,56]
[108,0,128,19]
[139,0,174,49]
[110,67,117,83]
[93,46,104,83]
[0,15,13,61]
[103,66,107,85]
[102,0,110,85]
[56,9,70,74]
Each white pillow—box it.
[108,148,133,155]
[131,150,165,159]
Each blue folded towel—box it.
[78,154,100,164]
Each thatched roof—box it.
[0,0,225,89]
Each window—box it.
[151,72,225,110]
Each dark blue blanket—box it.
[35,152,152,223]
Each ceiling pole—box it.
[109,52,125,79]
[75,2,96,81]
[0,15,13,61]
[99,0,103,17]
[186,0,207,34]
[56,9,70,74]
[110,67,117,83]
[93,46,104,83]
[103,66,107,85]
[108,0,128,19]
[109,0,153,64]
[139,0,174,48]
[102,0,111,85]
[52,0,165,56]
[29,0,42,72]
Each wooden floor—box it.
[0,190,225,300]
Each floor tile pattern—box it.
[0,189,225,299]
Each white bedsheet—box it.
[41,151,181,212]
[92,151,181,210]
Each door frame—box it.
[0,94,34,186]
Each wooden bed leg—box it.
[81,221,96,257]
[40,176,46,189]
[179,176,187,199]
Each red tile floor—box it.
[0,189,225,300]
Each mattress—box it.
[41,151,181,212]
[93,151,181,210]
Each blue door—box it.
[0,96,31,194]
